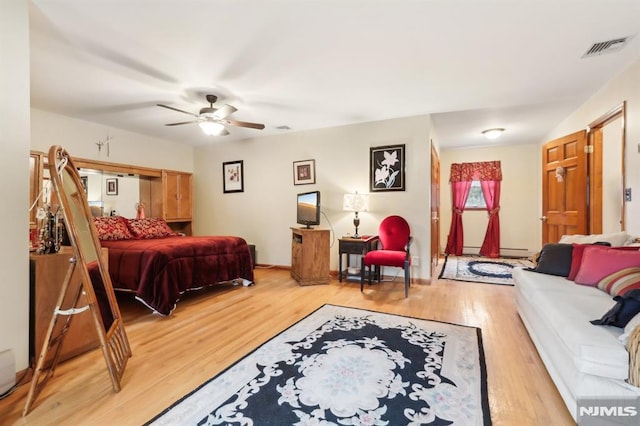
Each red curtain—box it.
[444,180,471,255]
[479,180,501,258]
[445,161,502,257]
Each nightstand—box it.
[338,236,379,282]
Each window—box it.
[465,180,486,209]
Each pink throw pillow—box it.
[574,246,640,286]
[568,243,591,281]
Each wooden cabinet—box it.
[30,247,106,366]
[146,169,193,235]
[290,228,330,285]
[162,170,192,221]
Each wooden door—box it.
[430,142,441,276]
[541,130,587,244]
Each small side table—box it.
[338,236,379,282]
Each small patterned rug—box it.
[438,255,533,286]
[147,304,491,425]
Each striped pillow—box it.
[598,267,640,296]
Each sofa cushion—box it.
[532,243,573,277]
[513,268,628,380]
[559,231,631,247]
[574,246,640,286]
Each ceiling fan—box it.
[157,94,265,136]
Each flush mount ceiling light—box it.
[482,128,505,140]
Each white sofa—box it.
[514,267,640,421]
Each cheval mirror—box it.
[23,145,131,415]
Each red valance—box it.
[450,161,502,182]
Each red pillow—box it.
[568,244,638,281]
[574,246,640,286]
[127,218,177,239]
[92,216,134,241]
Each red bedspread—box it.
[100,236,254,315]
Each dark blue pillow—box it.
[591,289,640,328]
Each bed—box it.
[93,216,254,315]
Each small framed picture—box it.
[105,178,118,195]
[293,159,316,185]
[223,160,244,193]
[370,144,405,192]
[80,176,88,196]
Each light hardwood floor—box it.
[0,265,574,425]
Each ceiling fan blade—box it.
[212,104,238,120]
[157,103,198,117]
[223,119,265,130]
[165,121,197,126]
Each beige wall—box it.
[193,115,433,279]
[31,109,194,172]
[1,0,31,371]
[544,58,640,236]
[439,143,540,256]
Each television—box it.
[296,191,321,228]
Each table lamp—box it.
[343,192,369,238]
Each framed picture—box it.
[106,178,118,195]
[80,176,88,196]
[293,159,316,185]
[223,160,244,193]
[370,144,405,192]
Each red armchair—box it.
[361,215,412,297]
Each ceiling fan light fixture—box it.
[482,128,505,140]
[198,119,226,136]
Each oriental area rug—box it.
[439,255,533,286]
[147,304,491,425]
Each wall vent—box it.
[582,37,631,58]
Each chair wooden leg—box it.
[360,258,365,292]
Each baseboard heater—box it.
[462,246,533,258]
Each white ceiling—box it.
[29,0,640,149]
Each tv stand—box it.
[290,227,329,285]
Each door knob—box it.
[540,216,547,221]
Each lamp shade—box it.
[198,119,226,136]
[343,193,370,212]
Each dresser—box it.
[29,247,107,366]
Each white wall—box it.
[1,0,31,370]
[544,58,640,236]
[31,109,194,172]
[439,143,540,255]
[193,115,433,279]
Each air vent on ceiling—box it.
[582,36,631,58]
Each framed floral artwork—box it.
[293,159,316,185]
[370,144,405,192]
[223,160,244,193]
